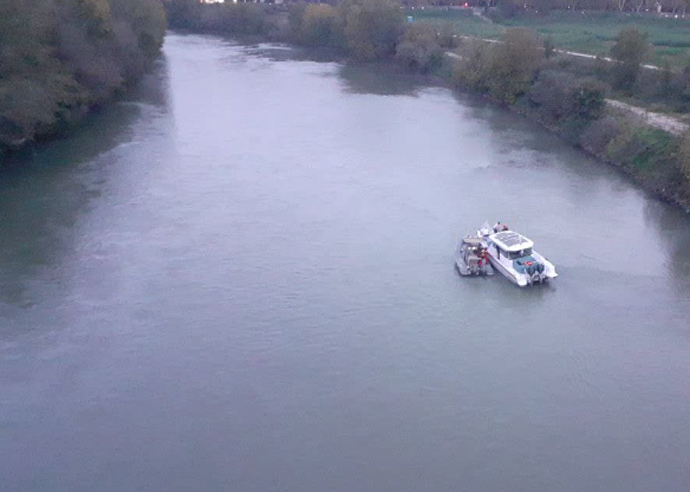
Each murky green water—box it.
[1,34,690,492]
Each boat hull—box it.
[487,249,557,287]
[455,258,494,276]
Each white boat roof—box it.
[463,237,484,245]
[490,231,534,252]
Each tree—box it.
[543,36,555,60]
[487,28,543,104]
[395,24,443,73]
[339,0,404,61]
[453,40,492,93]
[658,58,674,97]
[610,27,649,91]
[568,78,607,121]
[301,4,343,48]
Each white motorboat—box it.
[479,225,557,287]
[454,236,494,276]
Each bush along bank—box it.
[170,1,690,211]
[0,0,166,158]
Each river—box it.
[2,33,690,492]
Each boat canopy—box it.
[490,231,534,252]
[462,237,484,245]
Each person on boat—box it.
[478,247,489,266]
[493,221,502,233]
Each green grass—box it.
[405,9,504,39]
[629,128,675,171]
[408,9,690,68]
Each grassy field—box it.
[408,9,690,68]
[406,8,504,38]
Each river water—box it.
[2,33,690,492]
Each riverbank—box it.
[445,51,690,212]
[512,95,690,213]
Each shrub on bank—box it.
[606,123,676,173]
[680,132,690,182]
[528,71,606,125]
[583,114,690,203]
[580,116,620,155]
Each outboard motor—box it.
[525,261,546,284]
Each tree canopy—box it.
[610,27,650,91]
[0,0,166,150]
[339,0,404,61]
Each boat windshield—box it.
[508,248,533,260]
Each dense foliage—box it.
[680,131,690,182]
[528,71,606,125]
[300,4,344,49]
[338,0,404,61]
[0,0,166,151]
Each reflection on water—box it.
[338,63,431,96]
[0,57,171,310]
[643,200,690,291]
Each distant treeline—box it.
[167,0,414,61]
[166,0,454,68]
[0,0,166,152]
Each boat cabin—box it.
[489,231,534,260]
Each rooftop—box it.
[490,231,534,252]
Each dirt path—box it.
[605,99,689,135]
[451,33,663,71]
[555,49,661,71]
